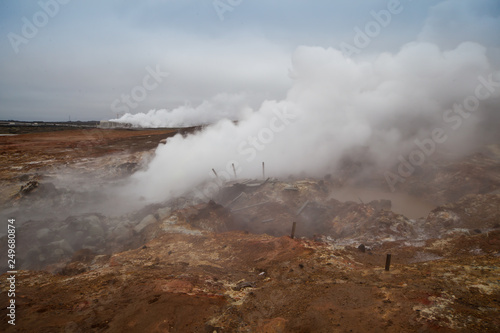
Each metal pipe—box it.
[291,222,297,239]
[232,163,237,179]
[385,254,392,271]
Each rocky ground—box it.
[0,127,499,332]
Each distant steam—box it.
[110,93,252,128]
[118,41,500,202]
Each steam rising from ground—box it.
[120,42,500,202]
[111,93,252,128]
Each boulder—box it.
[134,214,158,234]
[36,228,53,242]
[157,207,172,220]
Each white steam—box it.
[120,42,499,202]
[110,93,252,128]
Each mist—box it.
[110,93,254,128]
[115,41,499,203]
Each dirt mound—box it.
[425,194,500,232]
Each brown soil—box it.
[0,128,499,332]
[0,128,177,202]
[1,231,499,332]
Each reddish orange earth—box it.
[0,128,499,332]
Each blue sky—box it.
[0,0,499,121]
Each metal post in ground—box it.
[290,222,297,239]
[385,254,392,271]
[232,163,237,179]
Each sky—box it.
[1,0,499,122]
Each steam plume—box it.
[120,42,500,202]
[110,93,252,128]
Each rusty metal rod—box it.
[232,163,237,179]
[296,200,310,216]
[226,192,244,208]
[231,201,270,212]
[385,253,392,271]
[290,222,297,239]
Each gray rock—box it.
[87,223,104,238]
[83,215,101,225]
[48,239,74,254]
[81,245,97,253]
[368,199,392,211]
[84,235,104,246]
[133,214,158,234]
[157,207,172,220]
[284,185,299,191]
[111,225,132,242]
[23,248,41,269]
[36,228,52,242]
[51,248,65,260]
